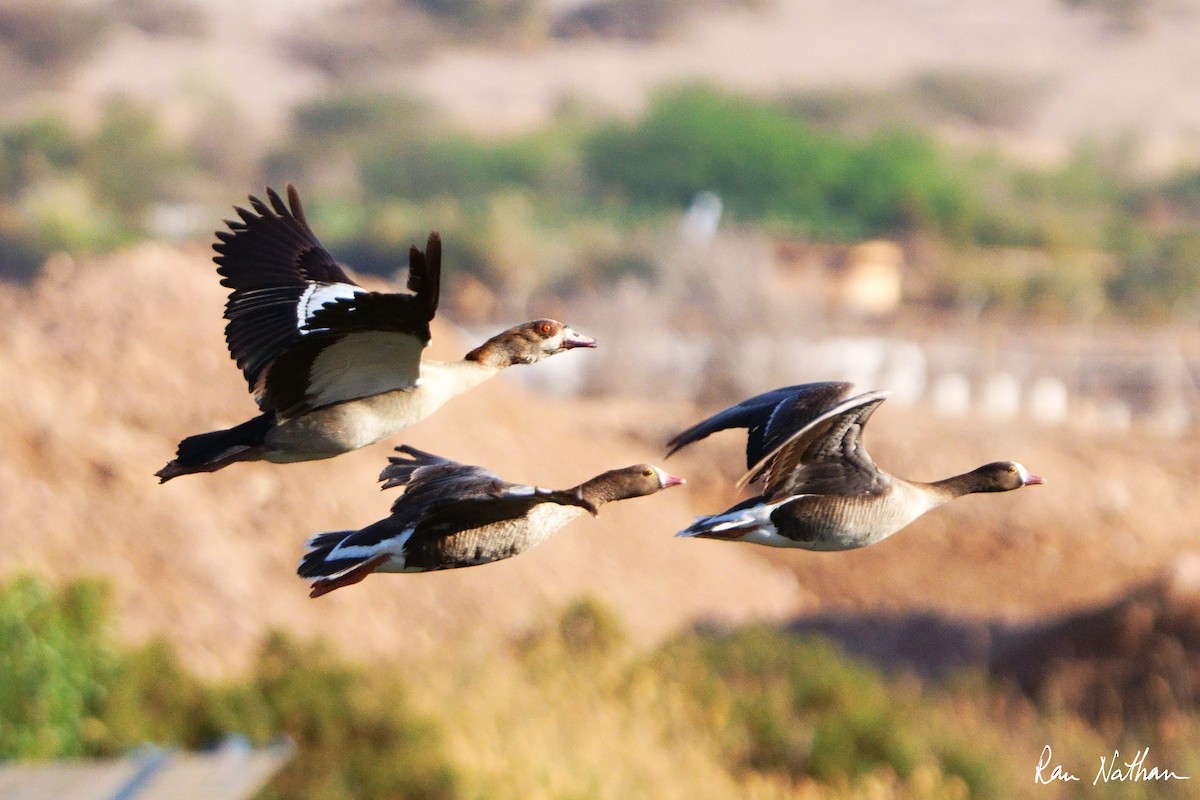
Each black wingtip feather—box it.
[265,186,287,217]
[379,445,452,490]
[665,382,857,464]
[404,232,441,321]
[285,183,307,226]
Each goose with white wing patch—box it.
[667,382,1044,550]
[156,185,595,481]
[298,446,684,597]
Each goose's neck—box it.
[465,336,521,369]
[418,359,502,406]
[575,475,625,509]
[925,471,993,501]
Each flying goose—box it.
[298,446,685,597]
[667,382,1043,550]
[156,185,596,482]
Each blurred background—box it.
[2,0,1200,797]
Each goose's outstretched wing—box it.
[666,382,854,467]
[214,184,441,416]
[739,390,891,498]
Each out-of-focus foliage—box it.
[583,87,975,240]
[109,0,208,37]
[0,575,458,800]
[0,101,193,278]
[649,626,1003,797]
[3,51,1200,319]
[0,577,115,759]
[5,575,1200,799]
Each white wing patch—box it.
[306,330,427,407]
[297,283,365,333]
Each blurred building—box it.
[0,737,293,800]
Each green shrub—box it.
[291,93,430,153]
[0,576,116,758]
[96,638,219,754]
[582,86,974,240]
[0,576,458,800]
[360,134,548,202]
[82,98,190,219]
[222,632,459,800]
[0,114,79,202]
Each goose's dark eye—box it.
[642,468,654,477]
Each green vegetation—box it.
[0,101,193,278]
[5,575,1200,799]
[2,71,1200,317]
[0,575,457,800]
[650,628,1002,795]
[0,576,115,758]
[584,86,974,240]
[234,85,1200,318]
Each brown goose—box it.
[667,383,1043,549]
[298,446,684,597]
[156,185,595,482]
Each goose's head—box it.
[586,464,686,505]
[971,461,1046,492]
[468,319,597,366]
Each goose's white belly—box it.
[263,360,500,461]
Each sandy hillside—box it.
[2,246,1199,678]
[0,246,800,676]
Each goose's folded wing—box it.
[739,390,890,497]
[380,446,509,508]
[409,488,594,545]
[666,382,853,467]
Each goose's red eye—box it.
[540,323,553,335]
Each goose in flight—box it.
[299,446,684,597]
[667,382,1043,549]
[157,185,595,481]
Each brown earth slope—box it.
[0,246,799,676]
[2,246,1199,676]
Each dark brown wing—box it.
[666,382,854,468]
[373,446,594,547]
[740,390,890,498]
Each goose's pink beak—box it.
[662,473,686,489]
[562,327,597,349]
[1024,474,1046,486]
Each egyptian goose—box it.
[156,185,595,482]
[298,446,685,597]
[667,383,1043,549]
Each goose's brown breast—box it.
[404,504,586,570]
[772,482,941,550]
